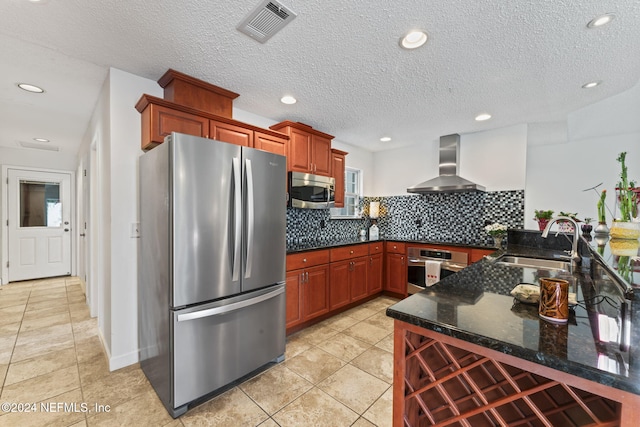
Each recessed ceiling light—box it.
[280,95,297,105]
[475,113,492,121]
[587,13,615,28]
[380,137,391,142]
[400,31,428,49]
[33,137,49,142]
[582,80,601,89]
[17,83,45,93]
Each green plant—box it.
[616,152,637,222]
[584,217,592,224]
[534,210,554,220]
[597,190,607,223]
[558,211,580,222]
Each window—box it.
[330,167,362,218]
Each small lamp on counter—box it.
[369,201,380,240]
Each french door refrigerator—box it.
[138,132,287,418]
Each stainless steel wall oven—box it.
[407,247,468,294]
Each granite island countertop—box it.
[386,231,640,396]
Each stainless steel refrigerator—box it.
[138,132,286,418]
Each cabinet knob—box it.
[303,258,307,262]
[350,250,354,254]
[393,245,397,250]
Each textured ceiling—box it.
[1,0,640,155]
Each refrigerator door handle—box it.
[232,156,242,282]
[244,158,254,279]
[176,286,285,322]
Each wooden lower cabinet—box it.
[368,253,383,294]
[286,264,330,330]
[470,248,496,263]
[329,261,351,310]
[329,256,369,310]
[285,270,302,328]
[385,253,407,295]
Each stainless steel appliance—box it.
[406,134,486,193]
[288,171,335,209]
[407,246,468,294]
[138,132,286,418]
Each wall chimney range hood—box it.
[407,134,486,194]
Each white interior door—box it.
[8,169,72,282]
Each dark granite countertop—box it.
[286,237,496,254]
[387,230,640,396]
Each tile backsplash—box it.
[286,190,524,246]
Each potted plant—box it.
[534,210,554,231]
[581,218,593,235]
[484,222,507,248]
[610,152,640,240]
[558,211,580,233]
[594,190,609,235]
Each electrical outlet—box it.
[131,222,140,238]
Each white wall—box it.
[525,79,640,229]
[371,124,528,196]
[77,68,162,370]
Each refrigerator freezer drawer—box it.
[172,284,285,408]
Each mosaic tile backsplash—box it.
[286,190,524,246]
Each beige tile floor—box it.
[0,277,398,426]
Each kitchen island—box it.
[387,231,640,426]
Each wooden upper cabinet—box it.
[270,121,334,176]
[210,120,253,147]
[288,128,313,172]
[312,135,332,176]
[255,131,287,156]
[157,69,239,118]
[331,149,347,208]
[135,95,289,152]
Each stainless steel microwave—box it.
[288,171,335,209]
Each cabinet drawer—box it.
[330,244,369,262]
[369,242,384,254]
[386,241,406,254]
[286,249,330,271]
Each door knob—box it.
[64,228,69,232]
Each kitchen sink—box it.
[495,255,571,271]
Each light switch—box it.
[131,222,140,238]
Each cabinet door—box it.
[329,261,351,310]
[210,120,253,147]
[288,128,312,172]
[331,150,346,208]
[303,265,330,321]
[255,131,287,156]
[470,248,495,263]
[285,270,302,328]
[312,135,332,176]
[150,104,209,149]
[350,257,369,302]
[385,253,407,295]
[368,253,383,295]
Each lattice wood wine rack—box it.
[392,321,638,426]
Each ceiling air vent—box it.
[237,0,297,43]
[18,141,60,151]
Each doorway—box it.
[4,168,74,282]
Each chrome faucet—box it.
[541,216,581,266]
